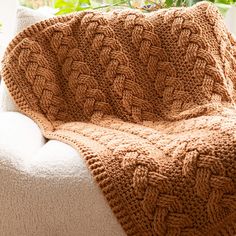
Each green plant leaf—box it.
[54,0,77,9]
[54,0,92,14]
[176,0,183,6]
[80,0,91,5]
[76,4,91,10]
[165,0,174,7]
[54,5,76,14]
[215,0,235,4]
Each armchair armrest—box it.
[0,80,19,112]
[0,112,45,168]
[0,113,126,236]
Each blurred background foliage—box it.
[19,0,236,15]
[19,0,52,8]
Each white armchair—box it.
[0,7,125,236]
[0,112,125,236]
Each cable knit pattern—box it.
[15,38,67,121]
[44,22,113,120]
[164,6,232,108]
[2,2,236,235]
[80,12,157,122]
[120,11,182,117]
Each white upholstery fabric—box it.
[0,80,18,112]
[15,6,53,33]
[0,112,45,163]
[0,112,125,236]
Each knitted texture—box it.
[2,2,236,235]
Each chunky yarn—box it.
[2,2,236,235]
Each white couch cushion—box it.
[0,112,45,165]
[0,112,125,236]
[0,80,19,112]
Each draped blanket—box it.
[2,1,236,235]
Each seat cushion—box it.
[0,112,45,163]
[0,112,125,236]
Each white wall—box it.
[225,6,236,37]
[0,0,19,56]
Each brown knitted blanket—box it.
[2,1,236,235]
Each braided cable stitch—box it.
[80,12,157,123]
[2,2,236,235]
[16,38,67,121]
[43,22,113,120]
[164,8,232,108]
